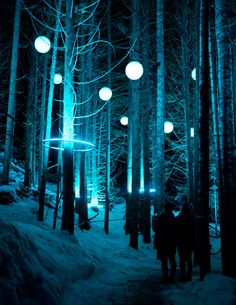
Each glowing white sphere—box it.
[190,127,194,137]
[191,68,196,81]
[99,87,112,101]
[164,121,174,133]
[34,36,51,53]
[120,116,128,126]
[54,73,63,85]
[125,61,144,80]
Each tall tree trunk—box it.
[24,54,35,187]
[154,0,165,213]
[139,1,151,243]
[61,0,75,234]
[180,0,193,202]
[129,0,141,250]
[38,55,48,189]
[194,0,211,280]
[215,0,236,277]
[104,1,112,234]
[125,99,132,234]
[208,6,220,228]
[38,0,62,221]
[2,0,21,184]
[78,152,89,230]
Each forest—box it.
[0,0,236,296]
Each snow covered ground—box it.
[0,185,236,305]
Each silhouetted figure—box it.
[176,203,195,281]
[194,215,211,281]
[155,202,176,283]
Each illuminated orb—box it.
[54,73,62,85]
[190,127,194,137]
[99,87,112,101]
[191,68,196,81]
[42,138,95,152]
[120,116,128,125]
[34,36,51,54]
[125,61,144,80]
[164,121,174,133]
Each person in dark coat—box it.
[176,203,195,281]
[155,202,176,283]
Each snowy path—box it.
[62,263,167,305]
[60,204,233,305]
[1,196,235,305]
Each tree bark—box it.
[194,0,211,280]
[129,0,140,249]
[215,0,236,277]
[38,0,62,221]
[61,0,75,234]
[154,0,165,213]
[2,0,21,184]
[24,54,35,187]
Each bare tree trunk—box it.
[180,0,193,202]
[104,1,112,234]
[24,54,35,187]
[215,0,236,277]
[61,0,75,234]
[140,0,151,243]
[154,0,165,213]
[208,7,221,228]
[194,0,211,280]
[2,0,21,184]
[38,0,62,221]
[38,56,48,189]
[129,0,141,250]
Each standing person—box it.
[155,202,176,283]
[176,203,195,281]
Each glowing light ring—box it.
[42,138,95,152]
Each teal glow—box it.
[190,127,194,137]
[139,188,156,193]
[42,138,95,152]
[90,197,98,206]
[127,180,132,193]
[191,68,196,81]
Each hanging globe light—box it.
[34,36,51,53]
[125,61,144,80]
[99,87,112,101]
[120,116,128,126]
[54,73,63,85]
[164,121,174,133]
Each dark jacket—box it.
[155,210,176,256]
[176,207,195,251]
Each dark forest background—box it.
[0,0,236,278]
